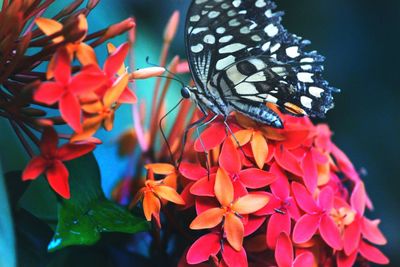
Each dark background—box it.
[127,0,400,265]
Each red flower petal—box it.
[179,162,208,181]
[282,127,310,150]
[267,213,291,249]
[118,87,137,104]
[270,163,290,200]
[195,197,219,215]
[292,214,320,244]
[194,122,226,152]
[320,214,343,250]
[186,233,221,265]
[190,175,216,197]
[180,182,195,210]
[22,156,47,180]
[219,138,241,175]
[318,186,334,211]
[104,42,130,77]
[69,72,107,95]
[46,160,70,199]
[275,145,303,177]
[350,182,366,215]
[301,149,318,194]
[275,232,293,267]
[251,131,268,169]
[40,127,58,157]
[54,48,71,84]
[222,243,248,267]
[34,82,64,105]
[225,212,244,251]
[59,91,82,132]
[244,216,265,236]
[57,143,96,161]
[239,168,276,189]
[337,251,357,267]
[293,252,314,267]
[343,220,361,255]
[359,240,389,265]
[361,218,387,245]
[292,182,319,214]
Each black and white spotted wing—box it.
[184,0,339,127]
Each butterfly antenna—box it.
[159,98,185,165]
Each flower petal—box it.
[190,175,216,197]
[343,220,361,255]
[275,232,293,267]
[34,82,64,105]
[318,186,334,211]
[293,252,314,267]
[179,162,208,180]
[361,218,387,245]
[320,214,343,250]
[70,116,103,142]
[103,73,129,107]
[143,191,160,222]
[275,145,303,177]
[337,251,357,267]
[186,233,221,265]
[69,71,107,95]
[233,129,253,146]
[219,137,241,175]
[292,182,319,214]
[292,214,320,244]
[239,168,276,189]
[145,163,175,175]
[244,216,265,237]
[104,42,130,77]
[222,243,248,267]
[153,185,185,205]
[359,240,389,265]
[233,193,269,214]
[46,160,70,199]
[251,131,268,169]
[40,127,59,156]
[57,143,96,161]
[59,92,82,132]
[35,17,64,43]
[214,168,234,207]
[53,48,71,84]
[76,42,97,65]
[270,163,290,199]
[267,213,291,249]
[194,122,226,152]
[118,87,137,104]
[301,149,318,194]
[22,156,47,180]
[225,212,244,251]
[350,182,366,215]
[190,208,224,230]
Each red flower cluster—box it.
[173,110,388,267]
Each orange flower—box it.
[71,73,129,142]
[131,168,184,227]
[145,163,178,189]
[190,168,269,251]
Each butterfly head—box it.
[181,86,194,99]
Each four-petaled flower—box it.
[22,127,95,198]
[131,168,185,227]
[190,167,269,251]
[34,48,106,132]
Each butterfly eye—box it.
[181,87,191,99]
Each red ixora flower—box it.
[22,127,95,198]
[34,48,107,132]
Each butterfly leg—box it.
[223,119,255,165]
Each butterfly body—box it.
[184,0,339,128]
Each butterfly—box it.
[181,0,339,128]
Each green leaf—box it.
[0,162,16,267]
[48,153,149,252]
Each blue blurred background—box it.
[0,0,399,266]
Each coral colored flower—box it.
[186,232,248,267]
[88,42,137,104]
[292,182,343,250]
[22,127,95,198]
[275,233,314,267]
[34,48,106,132]
[71,73,129,141]
[131,168,185,227]
[145,163,178,189]
[190,168,269,251]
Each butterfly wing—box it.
[185,0,338,118]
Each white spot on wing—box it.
[297,72,314,83]
[216,55,236,70]
[191,44,204,53]
[219,43,246,53]
[286,46,300,58]
[190,15,200,22]
[235,82,259,95]
[227,65,247,84]
[233,0,241,8]
[203,34,215,44]
[301,96,313,109]
[192,27,208,34]
[208,11,220,18]
[248,58,266,70]
[264,24,279,37]
[246,71,267,82]
[216,27,226,34]
[219,35,233,43]
[309,86,324,97]
[255,0,266,8]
